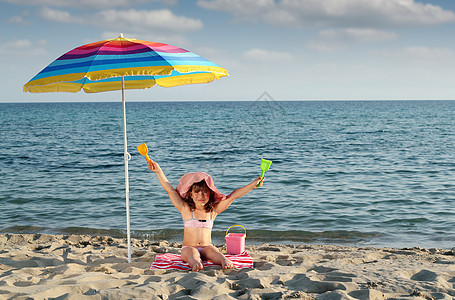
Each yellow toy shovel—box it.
[258,158,272,187]
[137,143,151,162]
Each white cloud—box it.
[36,7,203,34]
[198,0,455,28]
[40,7,83,23]
[8,16,29,24]
[404,46,454,58]
[198,0,275,21]
[0,39,47,55]
[325,28,398,42]
[94,9,203,32]
[373,46,455,60]
[6,39,31,49]
[243,48,293,62]
[0,0,175,9]
[308,28,398,52]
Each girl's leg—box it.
[181,246,204,272]
[201,245,234,269]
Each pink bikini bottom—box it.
[181,244,213,253]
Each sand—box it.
[0,233,453,299]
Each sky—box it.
[1,0,455,102]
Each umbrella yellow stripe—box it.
[85,65,227,81]
[24,81,84,93]
[25,65,227,87]
[85,66,175,81]
[155,72,218,87]
[83,73,221,92]
[25,73,222,94]
[24,66,173,90]
[173,65,228,78]
[82,79,157,93]
[24,65,228,93]
[23,73,86,91]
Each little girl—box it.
[147,159,263,272]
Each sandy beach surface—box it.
[0,233,454,299]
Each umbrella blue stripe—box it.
[73,76,155,83]
[153,71,209,79]
[155,51,206,59]
[47,51,205,67]
[30,70,212,84]
[36,56,214,76]
[158,59,216,66]
[29,59,218,80]
[83,54,209,65]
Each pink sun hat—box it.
[176,172,226,202]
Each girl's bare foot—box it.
[188,258,204,272]
[221,256,234,269]
[201,245,234,269]
[181,247,204,272]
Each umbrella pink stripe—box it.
[118,40,182,51]
[65,45,187,56]
[75,40,136,50]
[74,41,187,52]
[102,44,152,51]
[100,43,186,52]
[147,44,188,52]
[75,41,107,50]
[74,39,183,50]
[111,41,184,51]
[69,44,147,54]
[77,40,163,48]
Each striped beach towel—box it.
[150,252,253,270]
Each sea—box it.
[1,100,454,249]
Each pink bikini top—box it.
[183,211,214,229]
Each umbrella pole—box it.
[122,76,132,263]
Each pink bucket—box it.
[225,225,246,255]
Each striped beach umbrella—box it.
[23,34,229,263]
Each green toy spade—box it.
[258,158,272,187]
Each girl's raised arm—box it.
[148,160,186,212]
[214,177,263,214]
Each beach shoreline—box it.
[0,233,454,299]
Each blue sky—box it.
[1,0,455,102]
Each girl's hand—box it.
[253,176,264,189]
[147,159,161,173]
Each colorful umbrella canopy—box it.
[23,34,229,263]
[24,34,228,93]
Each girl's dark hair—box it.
[184,180,215,212]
